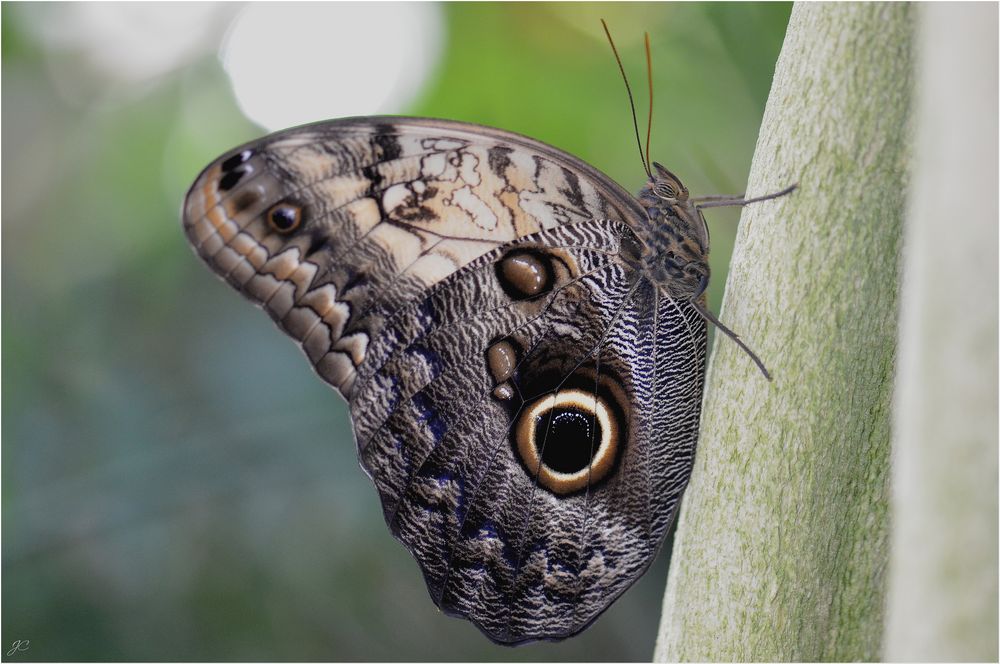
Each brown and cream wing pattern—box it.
[181,117,706,645]
[182,117,644,397]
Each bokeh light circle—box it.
[220,3,444,131]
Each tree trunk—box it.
[883,4,999,661]
[655,4,913,660]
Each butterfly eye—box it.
[514,388,622,495]
[655,182,678,199]
[267,203,302,234]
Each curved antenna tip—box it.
[600,19,652,179]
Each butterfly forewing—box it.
[181,117,707,644]
[184,119,645,396]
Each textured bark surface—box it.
[883,4,999,661]
[655,4,913,661]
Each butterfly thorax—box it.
[629,163,710,300]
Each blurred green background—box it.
[2,3,790,661]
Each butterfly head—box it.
[632,162,710,299]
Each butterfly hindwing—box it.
[355,220,707,642]
[182,117,708,644]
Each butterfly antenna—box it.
[601,19,652,179]
[644,32,653,173]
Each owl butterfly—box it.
[181,114,794,643]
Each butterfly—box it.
[181,114,793,644]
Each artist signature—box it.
[6,640,30,657]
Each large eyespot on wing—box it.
[461,280,706,645]
[181,117,647,400]
[352,220,636,642]
[509,367,629,496]
[350,221,624,517]
[347,217,708,644]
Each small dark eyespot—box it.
[221,149,254,172]
[267,203,302,233]
[218,168,245,192]
[495,249,553,300]
[486,337,522,388]
[232,190,259,213]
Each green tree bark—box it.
[883,4,999,661]
[655,4,913,660]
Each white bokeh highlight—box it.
[16,2,235,105]
[221,3,444,131]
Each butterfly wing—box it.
[353,221,708,643]
[183,117,642,395]
[182,117,707,643]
